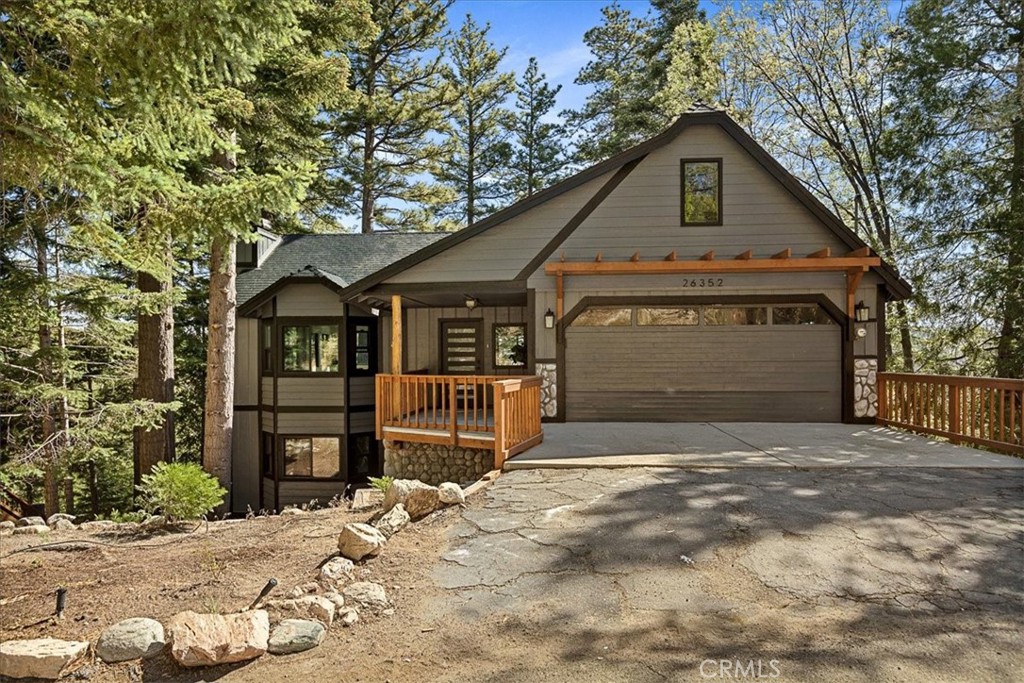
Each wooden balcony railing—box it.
[375,374,544,467]
[877,372,1024,455]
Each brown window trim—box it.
[277,316,343,377]
[492,322,528,369]
[278,434,344,481]
[680,158,723,227]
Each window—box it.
[261,432,274,477]
[348,319,378,376]
[282,324,339,373]
[703,307,768,325]
[637,307,699,326]
[681,159,722,225]
[347,433,376,483]
[282,437,341,479]
[773,306,835,325]
[572,308,633,327]
[261,321,273,375]
[493,324,527,368]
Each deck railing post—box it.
[449,378,458,443]
[493,381,506,470]
[949,383,961,445]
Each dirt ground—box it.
[2,465,1022,683]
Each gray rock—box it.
[46,513,75,526]
[351,488,384,511]
[338,608,359,627]
[0,638,89,680]
[323,591,345,610]
[292,595,335,626]
[95,617,166,663]
[268,619,325,655]
[16,516,45,527]
[166,610,269,667]
[52,519,75,531]
[0,520,16,532]
[279,507,306,516]
[341,582,389,609]
[79,520,117,532]
[404,486,440,520]
[319,556,355,584]
[438,482,466,505]
[13,525,50,535]
[373,503,410,538]
[382,479,434,512]
[142,515,166,528]
[337,523,386,561]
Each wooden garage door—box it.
[564,304,842,422]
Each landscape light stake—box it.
[55,587,67,619]
[247,578,278,611]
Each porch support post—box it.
[391,294,403,375]
[555,272,564,320]
[846,268,865,340]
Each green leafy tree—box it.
[643,0,706,104]
[330,0,453,233]
[655,20,724,118]
[434,14,515,225]
[509,57,566,198]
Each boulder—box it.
[280,507,306,516]
[319,556,355,584]
[404,486,440,520]
[438,482,466,506]
[382,479,434,513]
[351,488,384,511]
[0,638,89,680]
[46,513,75,526]
[95,617,166,663]
[79,520,117,532]
[166,610,269,667]
[373,503,410,538]
[268,619,325,655]
[342,582,389,610]
[336,523,386,561]
[52,519,75,532]
[338,608,359,627]
[15,516,45,528]
[293,595,335,627]
[0,520,14,533]
[13,525,49,535]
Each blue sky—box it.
[451,1,719,112]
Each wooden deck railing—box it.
[376,374,544,466]
[877,373,1024,455]
[493,376,544,468]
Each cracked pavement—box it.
[422,466,1024,682]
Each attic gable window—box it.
[681,159,722,226]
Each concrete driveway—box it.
[424,466,1024,682]
[507,423,1024,469]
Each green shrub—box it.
[104,509,148,524]
[368,475,393,493]
[136,462,226,522]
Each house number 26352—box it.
[680,278,724,287]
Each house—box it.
[231,106,911,514]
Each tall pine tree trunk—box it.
[202,134,237,509]
[361,122,375,234]
[35,228,58,516]
[134,229,176,485]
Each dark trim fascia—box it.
[877,284,888,373]
[272,296,280,512]
[234,405,259,412]
[239,275,346,317]
[336,110,911,302]
[526,289,537,372]
[515,156,646,280]
[342,303,351,484]
[369,280,526,296]
[269,405,346,414]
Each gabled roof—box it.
[339,109,912,300]
[237,232,446,314]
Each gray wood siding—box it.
[262,477,275,512]
[566,322,841,422]
[349,411,375,433]
[234,319,259,405]
[383,173,614,283]
[350,377,375,407]
[404,306,528,374]
[261,410,273,433]
[275,283,344,316]
[278,481,345,509]
[276,412,344,434]
[261,377,273,405]
[276,377,344,407]
[231,411,260,513]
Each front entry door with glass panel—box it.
[440,320,483,375]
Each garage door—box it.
[565,303,842,422]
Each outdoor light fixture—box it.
[854,301,870,322]
[855,326,868,339]
[464,296,478,311]
[544,309,556,329]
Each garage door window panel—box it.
[572,308,633,327]
[637,307,699,326]
[773,306,835,325]
[703,307,768,326]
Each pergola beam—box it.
[545,255,881,276]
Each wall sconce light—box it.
[544,309,555,329]
[854,301,870,322]
[464,296,478,311]
[855,326,868,339]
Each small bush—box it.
[104,509,148,524]
[137,462,226,522]
[368,475,393,493]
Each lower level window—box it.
[283,437,341,478]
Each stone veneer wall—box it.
[536,362,557,418]
[854,358,879,418]
[383,440,493,486]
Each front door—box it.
[440,320,483,375]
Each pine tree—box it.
[643,0,705,95]
[330,0,453,233]
[509,58,565,199]
[655,20,724,118]
[434,14,515,225]
[564,3,658,163]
